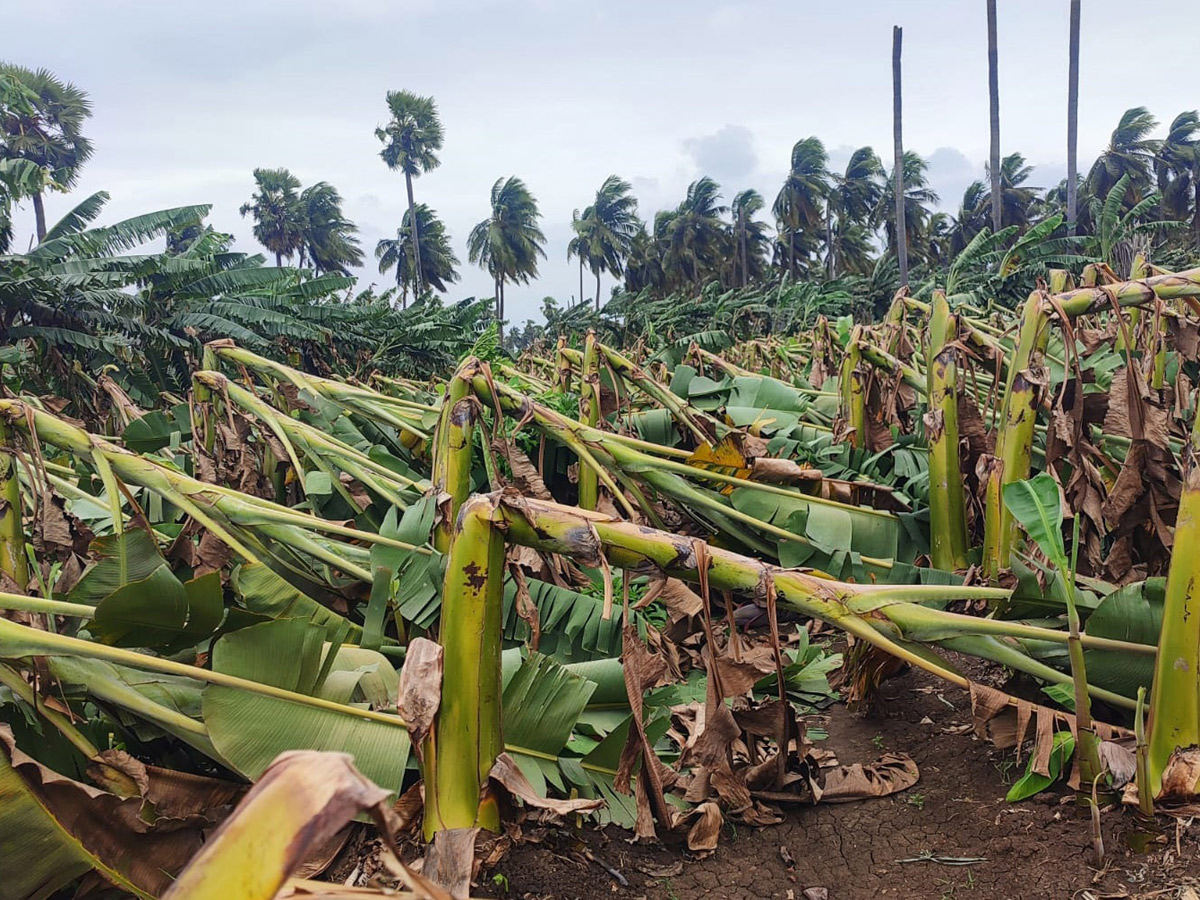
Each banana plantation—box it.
[4,217,1200,897]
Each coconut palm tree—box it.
[467,176,545,342]
[240,168,305,267]
[773,138,829,279]
[0,64,93,242]
[376,91,444,298]
[571,176,639,309]
[567,210,594,307]
[1087,107,1161,208]
[949,180,990,255]
[1156,111,1199,240]
[925,211,955,269]
[876,151,938,264]
[376,204,459,304]
[827,220,877,276]
[731,189,770,287]
[298,182,363,276]
[826,147,883,277]
[984,152,1039,231]
[622,223,664,294]
[657,177,728,289]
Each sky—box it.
[6,0,1199,326]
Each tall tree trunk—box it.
[892,25,909,287]
[275,251,283,268]
[32,191,46,243]
[987,0,1002,234]
[1193,165,1200,250]
[740,217,748,287]
[595,267,602,311]
[825,205,835,278]
[497,277,505,347]
[578,257,584,306]
[1066,0,1081,235]
[788,232,796,281]
[405,172,424,298]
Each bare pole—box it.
[892,25,909,287]
[1066,0,1081,235]
[987,0,1002,234]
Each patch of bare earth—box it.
[481,665,1200,900]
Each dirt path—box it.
[484,666,1199,900]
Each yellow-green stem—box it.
[431,371,477,554]
[423,495,504,839]
[925,292,969,571]
[578,331,600,510]
[0,421,29,591]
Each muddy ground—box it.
[478,666,1200,900]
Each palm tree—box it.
[298,182,362,275]
[240,168,305,266]
[376,203,459,304]
[925,211,955,269]
[567,209,594,307]
[1156,111,1199,243]
[731,189,770,287]
[622,223,664,294]
[984,152,1039,230]
[376,91,444,298]
[0,64,93,242]
[826,147,883,277]
[657,177,728,288]
[773,138,829,279]
[467,176,545,343]
[570,176,639,309]
[949,180,990,255]
[1067,0,1080,234]
[1087,107,1161,208]
[876,151,938,264]
[827,220,877,276]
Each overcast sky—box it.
[7,0,1198,324]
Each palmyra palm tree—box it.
[0,64,93,241]
[376,90,444,298]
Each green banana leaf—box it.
[202,618,411,793]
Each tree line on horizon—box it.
[4,62,1200,324]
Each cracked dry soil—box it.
[481,666,1200,900]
